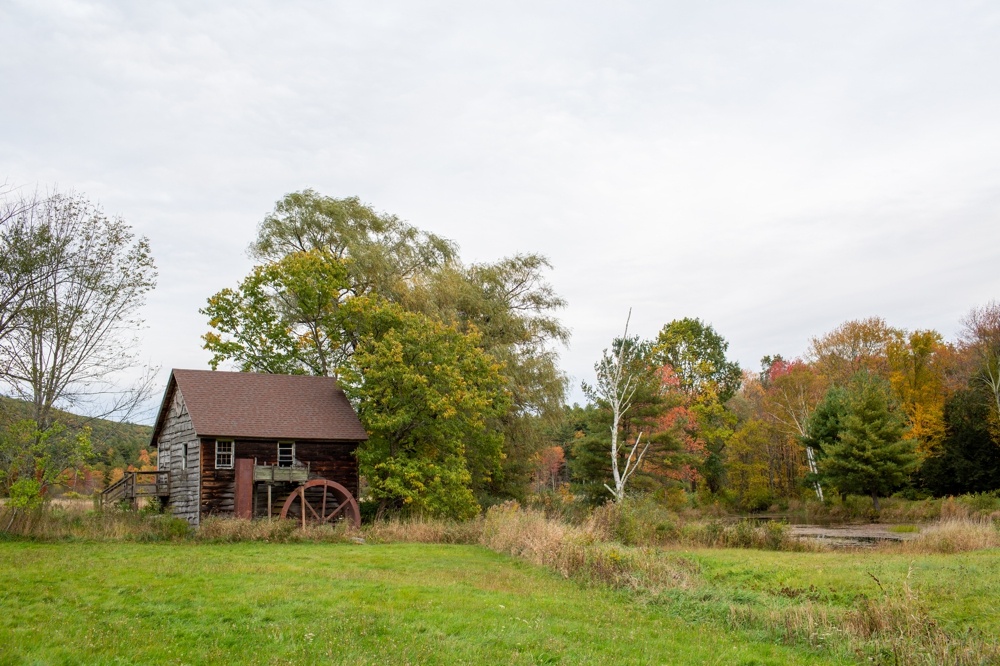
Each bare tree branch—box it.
[584,309,650,502]
[0,191,157,430]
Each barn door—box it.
[234,458,254,519]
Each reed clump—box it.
[729,567,1000,665]
[0,502,190,541]
[480,502,696,592]
[885,517,1000,554]
[362,515,483,544]
[196,516,351,543]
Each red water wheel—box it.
[279,479,361,528]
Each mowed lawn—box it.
[0,542,848,666]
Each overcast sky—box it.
[2,1,999,420]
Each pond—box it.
[786,523,920,548]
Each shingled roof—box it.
[150,369,368,444]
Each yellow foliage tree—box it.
[725,419,775,511]
[887,330,949,458]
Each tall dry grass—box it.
[196,516,354,543]
[786,491,1000,525]
[362,516,482,544]
[480,502,696,592]
[0,504,190,541]
[885,518,1000,555]
[731,566,1000,666]
[585,497,813,551]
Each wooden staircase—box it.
[101,471,170,507]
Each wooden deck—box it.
[101,471,170,507]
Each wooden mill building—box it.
[147,369,367,526]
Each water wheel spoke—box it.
[278,479,360,528]
[302,492,321,521]
[325,502,347,522]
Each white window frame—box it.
[277,441,295,468]
[181,443,188,471]
[215,440,234,469]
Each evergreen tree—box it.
[811,372,917,510]
[801,384,848,457]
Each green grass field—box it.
[4,540,1000,665]
[1,541,850,666]
[688,547,1000,637]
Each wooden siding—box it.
[200,439,359,518]
[156,392,201,525]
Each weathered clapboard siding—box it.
[156,393,201,525]
[150,370,367,526]
[200,439,360,518]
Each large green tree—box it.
[401,254,569,499]
[202,191,566,509]
[202,249,351,376]
[342,298,509,519]
[809,372,917,510]
[250,190,456,301]
[205,191,568,504]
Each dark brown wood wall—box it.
[199,439,360,518]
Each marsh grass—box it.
[728,566,1000,666]
[888,524,920,533]
[0,503,190,541]
[884,517,1000,554]
[480,502,696,592]
[785,491,1000,525]
[362,515,483,544]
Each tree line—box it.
[2,185,997,518]
[565,311,1000,511]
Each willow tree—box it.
[205,190,568,502]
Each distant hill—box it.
[0,396,154,471]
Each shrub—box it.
[480,502,694,592]
[8,479,43,510]
[587,496,681,546]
